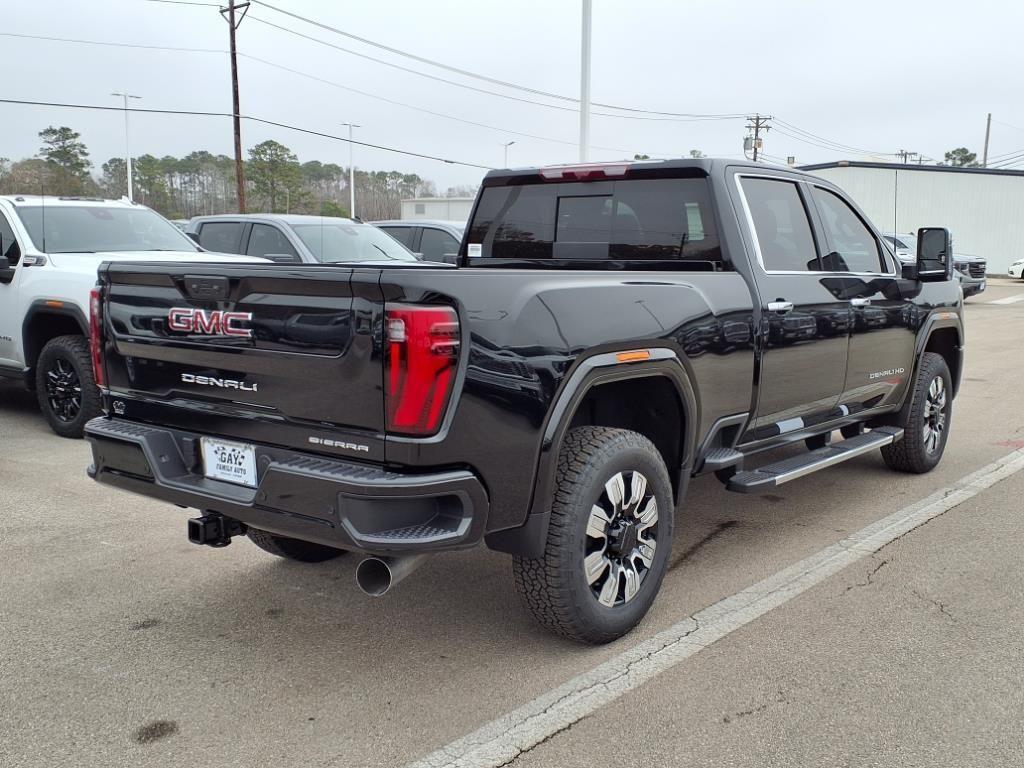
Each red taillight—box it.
[89,287,105,389]
[538,162,631,181]
[385,304,460,436]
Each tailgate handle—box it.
[184,275,230,301]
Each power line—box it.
[145,0,221,6]
[0,97,495,169]
[246,15,742,123]
[248,0,747,119]
[238,53,674,157]
[0,29,678,157]
[773,118,893,156]
[0,30,223,53]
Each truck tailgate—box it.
[100,262,385,454]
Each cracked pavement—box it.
[1,281,1023,768]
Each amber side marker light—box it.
[616,350,651,363]
[45,300,64,308]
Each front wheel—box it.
[881,352,952,473]
[513,427,674,644]
[35,335,102,439]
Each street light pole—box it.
[578,0,592,162]
[503,141,516,167]
[111,91,141,201]
[341,122,361,218]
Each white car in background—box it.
[1008,258,1024,279]
[0,195,262,437]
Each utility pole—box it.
[111,91,141,201]
[503,140,516,167]
[341,122,360,218]
[221,0,249,213]
[578,0,592,162]
[982,112,992,167]
[896,149,919,164]
[745,114,772,161]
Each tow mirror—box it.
[916,227,952,282]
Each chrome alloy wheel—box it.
[45,357,82,423]
[584,470,659,608]
[922,375,947,454]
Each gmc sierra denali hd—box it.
[84,159,963,643]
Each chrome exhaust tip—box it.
[355,554,427,597]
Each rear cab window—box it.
[465,170,723,270]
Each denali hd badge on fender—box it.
[167,307,253,337]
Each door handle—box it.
[850,298,872,307]
[767,301,794,313]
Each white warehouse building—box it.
[400,197,475,221]
[802,161,1024,274]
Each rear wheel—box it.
[35,335,102,439]
[881,352,952,474]
[513,426,674,644]
[247,528,346,562]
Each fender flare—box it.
[885,311,963,429]
[485,347,699,558]
[21,300,89,370]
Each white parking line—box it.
[989,293,1024,305]
[405,449,1024,768]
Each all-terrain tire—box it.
[247,528,347,562]
[881,352,952,474]
[513,426,674,644]
[35,334,102,439]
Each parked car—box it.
[186,214,417,264]
[371,219,465,264]
[0,195,262,437]
[882,232,917,265]
[1007,258,1024,279]
[885,232,986,297]
[85,159,963,643]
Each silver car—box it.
[186,214,417,264]
[371,219,465,264]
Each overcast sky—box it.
[3,0,1023,191]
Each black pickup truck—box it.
[84,159,963,643]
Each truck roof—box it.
[484,157,817,184]
[0,195,144,208]
[190,213,361,226]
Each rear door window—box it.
[466,176,721,267]
[197,222,244,254]
[739,177,820,272]
[245,223,300,261]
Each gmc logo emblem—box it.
[167,307,253,338]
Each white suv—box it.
[0,195,259,437]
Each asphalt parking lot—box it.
[2,279,1023,768]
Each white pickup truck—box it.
[0,195,257,437]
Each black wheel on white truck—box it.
[513,427,674,644]
[34,334,102,439]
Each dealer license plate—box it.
[201,437,257,488]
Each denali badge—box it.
[869,367,906,380]
[308,436,370,453]
[181,373,258,392]
[168,307,253,337]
